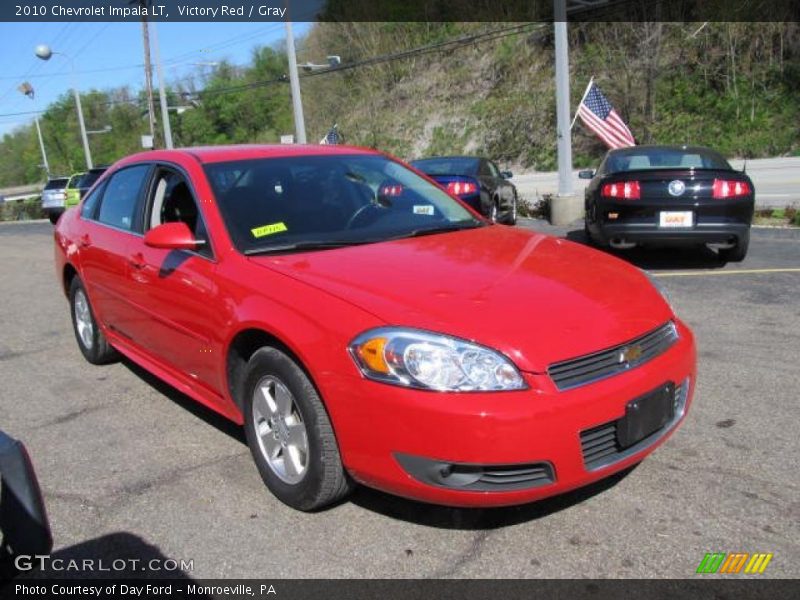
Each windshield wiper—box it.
[244,240,368,256]
[399,221,485,239]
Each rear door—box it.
[77,164,151,337]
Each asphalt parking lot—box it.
[1,219,799,579]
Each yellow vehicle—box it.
[64,172,86,209]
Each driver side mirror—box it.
[144,222,205,251]
[500,171,513,179]
[578,170,595,180]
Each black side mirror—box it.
[578,170,595,180]
[500,171,513,179]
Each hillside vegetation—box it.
[1,22,798,186]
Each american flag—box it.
[577,82,635,149]
[319,124,341,145]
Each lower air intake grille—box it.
[548,321,679,391]
[580,379,688,471]
[395,454,555,492]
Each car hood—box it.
[247,226,673,372]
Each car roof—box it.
[413,155,483,162]
[608,145,720,155]
[119,144,380,166]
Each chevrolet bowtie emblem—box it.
[620,344,644,365]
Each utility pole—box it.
[285,21,307,144]
[550,0,582,225]
[141,15,157,146]
[554,0,573,196]
[151,22,173,149]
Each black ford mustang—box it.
[582,145,754,261]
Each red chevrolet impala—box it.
[54,145,696,511]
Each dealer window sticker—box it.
[413,205,435,216]
[251,222,288,238]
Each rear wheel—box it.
[69,277,119,364]
[243,347,353,511]
[48,213,60,225]
[718,232,749,263]
[489,199,499,223]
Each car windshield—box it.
[604,148,732,173]
[204,154,484,255]
[44,179,68,190]
[411,157,479,176]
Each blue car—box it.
[411,156,518,225]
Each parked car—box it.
[54,145,696,511]
[64,172,86,210]
[40,177,69,224]
[410,156,518,225]
[581,145,755,261]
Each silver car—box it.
[41,177,69,224]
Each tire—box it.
[489,199,499,223]
[718,231,749,263]
[504,196,518,225]
[48,213,60,225]
[69,277,119,365]
[243,347,353,511]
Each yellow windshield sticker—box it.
[251,222,288,238]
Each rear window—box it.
[411,158,479,176]
[81,169,106,188]
[604,148,732,173]
[45,179,68,190]
[67,176,84,189]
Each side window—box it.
[478,161,491,177]
[97,166,150,231]
[80,180,107,220]
[488,161,501,178]
[148,169,212,258]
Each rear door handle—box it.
[128,252,146,270]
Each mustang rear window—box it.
[606,149,732,173]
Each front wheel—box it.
[243,347,353,511]
[69,277,119,364]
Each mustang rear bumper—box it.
[598,222,750,245]
[332,319,696,507]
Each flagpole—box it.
[569,76,594,130]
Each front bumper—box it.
[333,319,696,507]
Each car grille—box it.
[580,379,688,471]
[548,321,678,391]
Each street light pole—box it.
[18,82,50,176]
[285,21,307,144]
[33,116,50,176]
[34,45,92,169]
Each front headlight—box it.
[349,327,527,392]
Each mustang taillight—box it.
[446,180,478,196]
[712,179,751,199]
[601,181,641,200]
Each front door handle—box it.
[128,252,146,270]
[78,234,91,248]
